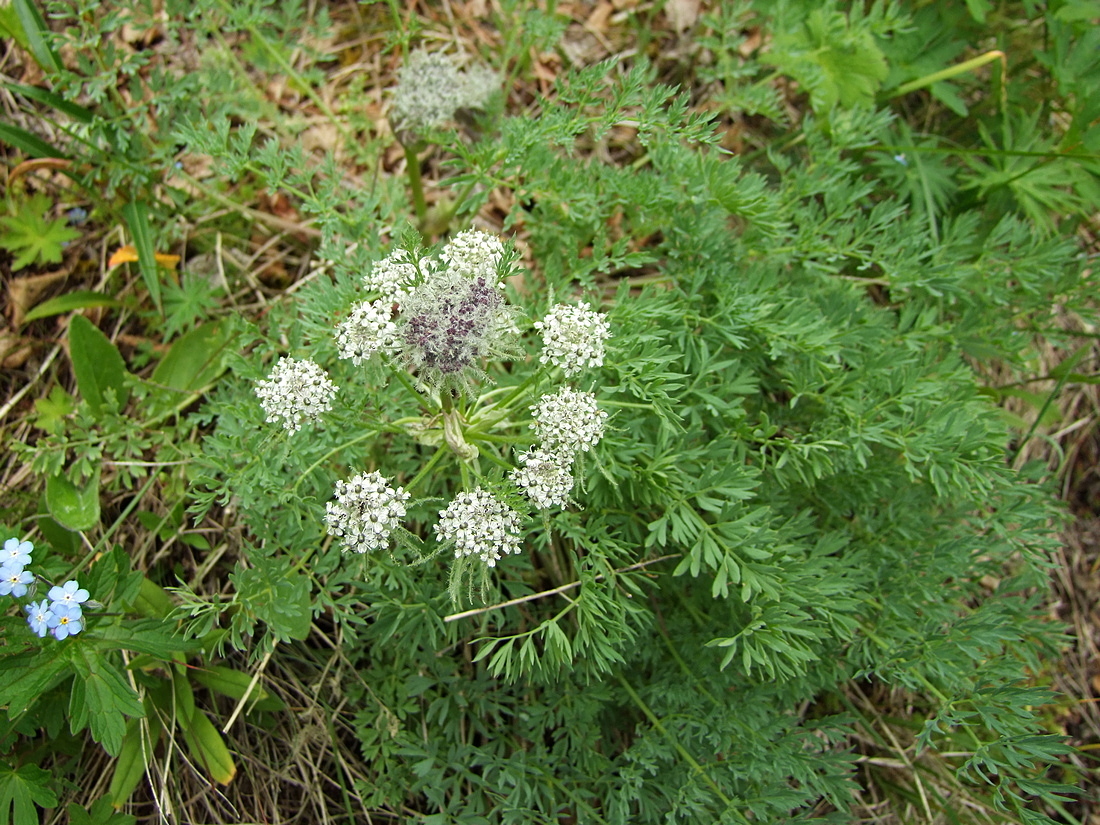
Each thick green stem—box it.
[404,445,448,494]
[468,369,544,432]
[404,142,428,225]
[889,51,1006,100]
[388,361,433,412]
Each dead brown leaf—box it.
[301,123,340,155]
[7,270,68,328]
[740,27,764,57]
[0,330,34,369]
[586,2,614,34]
[665,0,700,32]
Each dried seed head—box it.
[391,50,499,139]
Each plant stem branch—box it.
[404,142,428,225]
[444,554,679,622]
[615,672,747,819]
[222,646,274,734]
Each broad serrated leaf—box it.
[767,7,889,110]
[0,193,79,270]
[0,648,72,718]
[131,577,174,620]
[0,763,58,825]
[91,620,200,658]
[70,650,145,756]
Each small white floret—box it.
[255,358,338,434]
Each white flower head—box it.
[531,388,608,454]
[364,248,427,306]
[392,50,464,133]
[458,64,499,111]
[535,301,611,377]
[510,448,575,510]
[436,487,522,568]
[255,357,338,434]
[391,50,499,138]
[440,229,505,282]
[337,299,401,365]
[326,471,410,554]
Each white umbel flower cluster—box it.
[531,388,608,454]
[436,487,522,568]
[326,471,410,554]
[364,249,425,305]
[509,448,574,510]
[391,50,498,137]
[535,302,611,377]
[440,229,505,281]
[337,299,400,365]
[255,357,338,434]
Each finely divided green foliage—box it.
[2,1,1093,822]
[175,49,1081,821]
